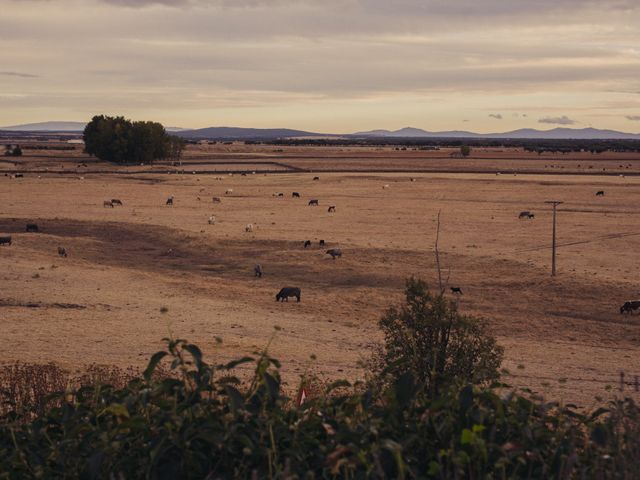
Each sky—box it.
[1,0,640,132]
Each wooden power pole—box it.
[544,201,563,276]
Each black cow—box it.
[326,248,342,259]
[254,264,263,278]
[450,287,463,295]
[166,197,173,206]
[14,173,23,178]
[292,192,301,198]
[596,191,605,196]
[308,199,319,206]
[328,205,336,213]
[0,236,11,246]
[304,240,311,248]
[26,223,38,232]
[276,287,301,302]
[58,247,67,257]
[103,200,114,208]
[313,176,320,181]
[111,199,123,206]
[518,211,534,219]
[319,239,325,246]
[277,193,284,197]
[620,301,640,314]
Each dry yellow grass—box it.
[1,144,639,405]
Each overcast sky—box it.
[1,0,640,132]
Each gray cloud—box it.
[538,116,577,125]
[489,114,503,119]
[2,0,640,130]
[626,115,640,121]
[0,71,38,78]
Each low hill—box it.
[176,126,324,140]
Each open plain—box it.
[1,142,640,406]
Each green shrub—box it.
[371,278,504,396]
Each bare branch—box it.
[435,210,444,294]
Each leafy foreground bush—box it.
[0,336,638,479]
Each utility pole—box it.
[545,201,563,276]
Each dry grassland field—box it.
[1,142,640,406]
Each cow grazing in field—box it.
[225,189,233,195]
[166,196,173,206]
[620,301,640,314]
[26,223,39,233]
[0,236,11,246]
[111,199,123,206]
[208,215,216,225]
[104,200,114,208]
[254,264,263,278]
[292,192,301,198]
[212,197,221,203]
[14,173,23,178]
[382,184,390,189]
[304,240,311,248]
[313,176,320,181]
[450,287,463,295]
[596,190,605,196]
[326,248,342,259]
[276,287,301,302]
[277,192,284,197]
[327,205,336,213]
[57,247,67,257]
[518,211,534,219]
[245,223,254,232]
[319,240,325,246]
[308,199,319,206]
[410,178,416,182]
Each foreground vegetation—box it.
[0,280,638,478]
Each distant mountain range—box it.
[1,122,639,139]
[352,126,640,140]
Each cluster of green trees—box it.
[4,144,22,156]
[0,279,638,478]
[83,115,184,164]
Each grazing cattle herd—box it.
[0,173,635,313]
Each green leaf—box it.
[427,461,440,476]
[326,379,351,394]
[184,344,203,365]
[263,372,280,400]
[224,357,255,370]
[144,351,167,380]
[224,385,245,412]
[460,429,473,445]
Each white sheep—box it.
[208,215,216,225]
